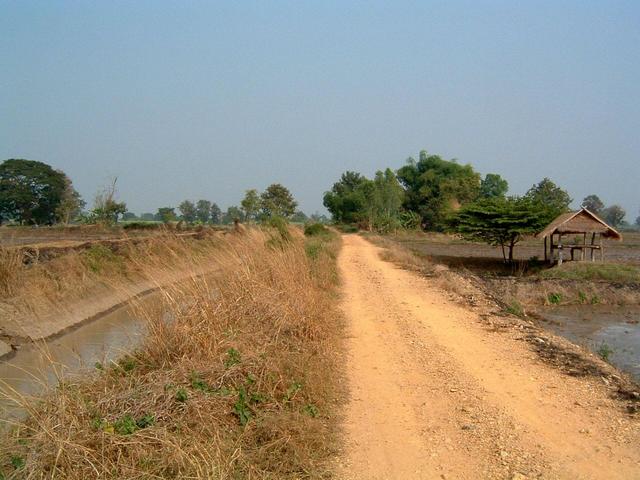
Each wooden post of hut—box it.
[536,208,622,266]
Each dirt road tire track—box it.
[337,235,640,480]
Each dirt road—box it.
[337,235,640,479]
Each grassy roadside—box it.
[0,226,344,479]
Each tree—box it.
[310,212,329,223]
[448,197,549,263]
[582,195,604,215]
[524,178,572,219]
[195,200,211,224]
[140,213,155,221]
[291,210,309,223]
[323,171,369,224]
[210,203,222,224]
[222,205,243,224]
[178,200,197,223]
[156,207,176,223]
[397,151,481,230]
[601,205,626,227]
[122,212,137,221]
[240,189,260,222]
[479,173,508,199]
[0,159,67,225]
[260,184,297,219]
[55,173,85,224]
[92,178,127,225]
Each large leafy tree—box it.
[210,203,222,224]
[0,159,67,224]
[240,189,260,222]
[56,173,85,224]
[260,184,297,219]
[156,207,176,223]
[195,199,211,223]
[397,151,481,230]
[448,197,550,262]
[479,173,508,199]
[178,200,197,223]
[222,205,243,224]
[323,171,369,224]
[581,194,604,215]
[524,178,572,219]
[601,205,626,227]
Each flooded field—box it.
[540,305,640,381]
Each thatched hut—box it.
[536,207,622,265]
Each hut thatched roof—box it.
[536,208,622,240]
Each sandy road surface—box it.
[337,235,640,480]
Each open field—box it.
[387,231,640,272]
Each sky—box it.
[2,1,639,218]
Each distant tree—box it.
[524,178,572,219]
[210,203,222,224]
[122,212,137,221]
[240,189,260,222]
[260,183,297,219]
[601,205,626,227]
[635,213,640,228]
[479,173,508,199]
[195,199,211,224]
[140,212,155,221]
[291,210,309,223]
[92,178,127,225]
[323,171,369,224]
[178,200,197,223]
[0,159,67,225]
[310,212,329,223]
[448,197,549,263]
[582,194,605,215]
[55,173,85,224]
[156,207,176,223]
[397,151,481,230]
[222,205,243,224]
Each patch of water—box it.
[540,305,640,381]
[0,294,155,421]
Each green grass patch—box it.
[538,263,640,283]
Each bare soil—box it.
[337,235,640,479]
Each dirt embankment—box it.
[338,235,640,479]
[0,230,229,352]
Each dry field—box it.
[387,231,640,272]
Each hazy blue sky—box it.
[2,1,639,217]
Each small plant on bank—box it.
[578,291,587,304]
[597,343,614,362]
[547,292,562,305]
[591,295,601,305]
[504,300,524,317]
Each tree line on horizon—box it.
[0,158,329,227]
[323,150,637,261]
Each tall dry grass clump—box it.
[0,227,343,479]
[0,247,21,296]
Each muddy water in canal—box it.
[0,293,156,420]
[541,305,640,381]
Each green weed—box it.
[504,300,524,317]
[233,387,252,426]
[224,348,241,368]
[597,343,613,362]
[547,292,562,305]
[175,388,189,403]
[578,291,587,304]
[302,404,319,418]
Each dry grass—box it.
[0,227,343,479]
[0,231,229,334]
